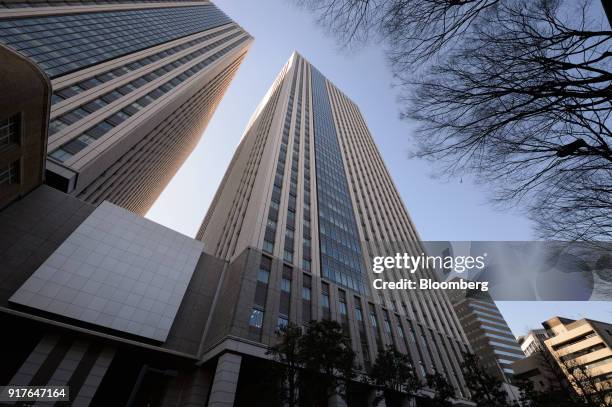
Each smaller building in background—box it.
[448,280,525,383]
[512,352,559,393]
[513,317,612,402]
[0,44,50,209]
[518,328,549,357]
[513,329,556,393]
[544,317,612,396]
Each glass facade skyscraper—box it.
[197,52,474,404]
[0,1,252,214]
[311,67,366,294]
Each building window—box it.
[0,160,20,186]
[281,277,291,293]
[321,293,330,308]
[383,318,391,334]
[0,114,20,149]
[49,148,73,162]
[263,240,274,254]
[6,5,234,78]
[369,309,378,328]
[258,269,270,284]
[284,250,293,263]
[397,324,405,338]
[287,209,295,225]
[339,301,348,315]
[249,308,264,329]
[258,256,271,284]
[278,316,289,329]
[419,361,426,376]
[302,286,311,301]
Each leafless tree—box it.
[294,0,612,241]
[559,355,612,407]
[294,0,500,62]
[519,341,612,406]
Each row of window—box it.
[301,64,313,273]
[1,0,199,7]
[282,62,305,265]
[0,114,21,189]
[0,5,233,77]
[472,310,512,330]
[478,320,515,336]
[488,339,524,353]
[582,356,612,371]
[0,160,20,186]
[468,298,501,312]
[250,254,467,397]
[49,31,242,136]
[559,342,606,363]
[483,330,519,343]
[80,54,247,227]
[51,25,237,105]
[49,36,248,162]
[552,330,597,351]
[468,302,505,321]
[310,67,365,294]
[262,60,299,255]
[492,348,525,359]
[0,114,20,149]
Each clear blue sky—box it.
[146,0,611,338]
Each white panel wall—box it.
[10,201,203,341]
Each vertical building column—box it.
[44,339,89,389]
[184,369,214,407]
[207,352,242,407]
[160,368,212,407]
[71,346,115,407]
[9,333,60,386]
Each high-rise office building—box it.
[1,52,475,406]
[448,284,524,383]
[197,52,473,404]
[0,0,252,214]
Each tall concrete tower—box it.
[197,52,474,404]
[0,0,252,214]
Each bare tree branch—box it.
[294,0,612,241]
